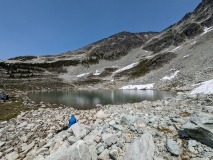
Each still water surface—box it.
[28,90,176,109]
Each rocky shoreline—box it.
[0,92,213,160]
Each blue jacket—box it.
[1,95,5,99]
[69,117,77,127]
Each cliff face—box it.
[142,0,213,53]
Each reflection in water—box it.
[28,90,176,109]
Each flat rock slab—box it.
[183,112,213,147]
[123,132,155,160]
[45,140,96,160]
[70,123,90,139]
[6,151,19,160]
[165,139,180,156]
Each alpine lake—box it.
[27,89,176,109]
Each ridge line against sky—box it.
[0,0,202,60]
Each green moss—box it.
[0,97,60,121]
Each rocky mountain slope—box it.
[1,0,213,92]
[1,1,213,159]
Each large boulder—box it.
[6,151,19,160]
[102,133,119,147]
[183,112,213,147]
[121,115,146,127]
[123,132,155,160]
[69,123,90,139]
[45,140,97,160]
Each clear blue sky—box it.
[0,0,202,60]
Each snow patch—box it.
[201,27,213,35]
[183,55,190,58]
[146,56,154,59]
[114,62,139,73]
[120,83,154,90]
[161,71,180,81]
[191,79,213,94]
[170,46,183,52]
[191,41,196,45]
[76,73,90,78]
[93,70,101,76]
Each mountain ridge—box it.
[1,0,213,91]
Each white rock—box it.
[123,132,155,160]
[6,151,19,160]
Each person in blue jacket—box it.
[69,114,77,127]
[1,93,5,102]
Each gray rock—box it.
[67,136,77,145]
[88,145,98,160]
[1,121,7,125]
[102,133,118,146]
[98,149,110,160]
[187,94,197,99]
[97,145,105,155]
[116,141,124,148]
[45,140,95,160]
[165,139,180,156]
[155,107,162,111]
[6,151,19,160]
[83,130,99,145]
[17,121,28,128]
[183,112,213,147]
[178,129,189,138]
[203,152,213,158]
[45,142,70,160]
[33,155,45,160]
[188,140,199,147]
[70,123,90,139]
[123,132,155,160]
[109,120,116,126]
[0,141,5,147]
[0,152,2,158]
[111,124,124,131]
[5,147,14,154]
[188,146,197,154]
[136,127,144,134]
[197,94,207,100]
[190,158,209,160]
[202,106,213,113]
[149,116,159,123]
[69,140,95,160]
[152,101,163,107]
[171,118,187,125]
[109,149,119,160]
[21,141,35,153]
[120,115,135,126]
[129,125,136,132]
[42,141,55,148]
